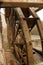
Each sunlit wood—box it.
[0,0,43,7]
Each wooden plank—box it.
[0,15,6,65]
[0,0,43,7]
[29,8,43,54]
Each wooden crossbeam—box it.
[0,15,6,65]
[0,0,43,7]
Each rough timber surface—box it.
[0,0,43,7]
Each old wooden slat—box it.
[0,0,43,7]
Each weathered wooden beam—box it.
[5,8,15,48]
[14,8,34,65]
[0,11,18,65]
[0,0,43,7]
[0,14,6,65]
[21,8,43,18]
[18,46,27,65]
[29,8,43,54]
[14,45,27,64]
[15,8,37,31]
[8,8,16,45]
[14,45,21,62]
[20,8,37,31]
[21,8,42,17]
[20,19,34,65]
[5,18,18,65]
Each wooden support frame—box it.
[23,18,38,30]
[0,9,18,65]
[15,8,37,31]
[29,8,43,55]
[14,8,34,65]
[21,8,37,31]
[21,8,42,17]
[5,8,15,48]
[0,0,43,7]
[20,19,34,65]
[0,14,6,65]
